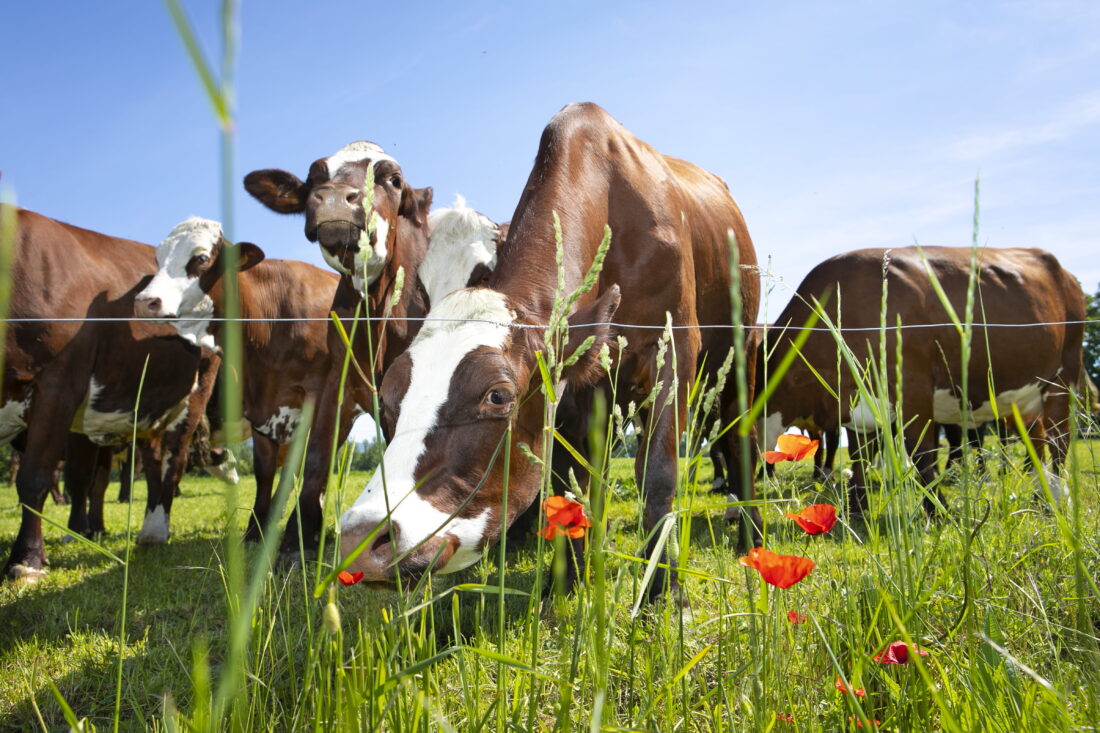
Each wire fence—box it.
[3,316,1099,332]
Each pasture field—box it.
[1,440,1098,731]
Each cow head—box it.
[135,217,265,344]
[243,142,431,291]
[338,284,621,582]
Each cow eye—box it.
[482,387,514,412]
[389,175,401,188]
[195,254,209,265]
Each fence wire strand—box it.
[2,316,1099,332]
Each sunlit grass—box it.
[1,436,1097,730]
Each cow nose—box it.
[135,295,162,318]
[311,183,363,211]
[340,520,396,581]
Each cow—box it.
[1,208,219,580]
[337,102,761,600]
[243,141,435,558]
[145,198,502,549]
[757,246,1085,515]
[135,217,338,540]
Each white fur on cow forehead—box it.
[326,140,397,177]
[414,288,515,342]
[420,196,499,308]
[157,217,221,268]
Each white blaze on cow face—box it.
[340,288,515,575]
[932,383,1045,427]
[137,217,220,349]
[420,196,499,307]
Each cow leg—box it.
[551,389,594,591]
[942,424,963,472]
[5,387,79,576]
[845,427,877,516]
[283,376,359,559]
[247,432,280,542]
[637,336,701,602]
[118,445,139,503]
[1038,385,1072,502]
[136,440,171,544]
[86,445,112,535]
[707,441,729,493]
[64,434,99,538]
[815,426,840,482]
[908,420,943,515]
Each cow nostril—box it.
[144,297,161,313]
[370,524,394,561]
[345,190,362,205]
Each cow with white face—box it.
[338,103,762,597]
[136,217,345,542]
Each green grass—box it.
[2,438,1098,731]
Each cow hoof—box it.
[7,564,46,583]
[61,534,78,544]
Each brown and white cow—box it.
[758,246,1085,513]
[243,141,434,556]
[135,217,341,540]
[338,103,761,597]
[1,209,218,579]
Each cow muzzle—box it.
[134,294,175,319]
[339,520,457,583]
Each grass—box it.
[1,437,1098,731]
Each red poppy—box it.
[763,434,819,464]
[337,570,364,586]
[835,676,866,698]
[848,717,880,727]
[776,713,794,723]
[786,504,837,534]
[540,495,592,540]
[787,611,807,624]
[739,547,815,588]
[874,640,930,665]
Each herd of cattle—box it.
[1,102,1089,595]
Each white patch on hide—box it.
[351,213,389,293]
[420,195,499,307]
[340,288,514,574]
[843,394,892,433]
[0,398,31,444]
[325,141,396,178]
[932,383,1045,427]
[137,505,170,544]
[256,406,302,444]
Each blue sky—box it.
[3,1,1098,310]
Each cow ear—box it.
[560,284,621,389]
[243,169,308,214]
[399,186,433,227]
[235,242,266,272]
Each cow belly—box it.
[77,378,191,446]
[0,398,31,444]
[255,406,302,444]
[933,383,1044,427]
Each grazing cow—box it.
[135,217,339,540]
[758,246,1085,514]
[1,209,219,579]
[243,141,435,557]
[339,102,761,598]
